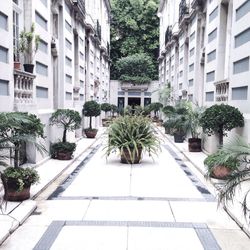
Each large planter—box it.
[173,133,185,143]
[211,166,232,180]
[188,138,202,152]
[84,129,98,138]
[14,61,21,70]
[23,64,34,73]
[120,147,142,164]
[57,151,72,160]
[1,174,31,201]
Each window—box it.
[40,0,47,7]
[0,12,8,30]
[233,57,249,74]
[191,16,196,27]
[38,39,48,53]
[188,94,193,101]
[65,38,72,50]
[65,56,72,67]
[189,63,194,72]
[36,86,48,98]
[80,80,84,86]
[190,32,195,42]
[0,46,8,63]
[232,86,248,100]
[80,94,84,101]
[80,52,84,60]
[65,74,72,84]
[189,79,194,86]
[206,71,215,82]
[80,66,84,74]
[208,28,217,43]
[236,0,250,21]
[13,0,18,4]
[0,79,9,96]
[235,28,250,48]
[207,50,216,63]
[190,48,195,57]
[180,44,184,52]
[36,61,48,76]
[179,71,183,77]
[179,83,182,89]
[209,6,218,22]
[65,20,72,32]
[206,91,214,102]
[13,10,19,60]
[80,37,84,46]
[35,11,47,30]
[66,92,72,100]
[180,57,183,64]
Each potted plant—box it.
[13,46,21,70]
[186,104,204,152]
[82,101,101,138]
[204,150,239,180]
[110,104,118,117]
[100,102,111,126]
[200,104,244,146]
[149,102,163,122]
[1,167,39,201]
[49,109,81,160]
[171,114,188,143]
[105,115,160,164]
[0,112,46,201]
[19,23,40,73]
[162,105,175,134]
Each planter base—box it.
[188,138,202,152]
[211,166,232,180]
[84,129,98,138]
[4,187,31,201]
[120,148,142,164]
[57,151,72,160]
[174,133,185,143]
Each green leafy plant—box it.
[105,115,161,164]
[101,103,112,118]
[115,53,155,84]
[1,167,39,192]
[110,104,118,117]
[19,23,40,64]
[150,102,163,118]
[200,104,244,145]
[83,101,101,130]
[50,141,76,159]
[0,112,46,168]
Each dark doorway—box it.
[128,98,141,109]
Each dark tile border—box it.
[48,144,101,200]
[33,220,221,250]
[163,145,215,201]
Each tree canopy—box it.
[111,0,159,80]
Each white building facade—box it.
[0,0,111,163]
[158,0,250,152]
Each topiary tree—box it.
[200,104,244,146]
[101,103,111,118]
[110,104,118,117]
[50,109,81,143]
[83,101,101,130]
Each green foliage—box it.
[50,109,81,143]
[101,103,112,113]
[200,104,244,145]
[0,112,46,168]
[116,53,154,84]
[217,136,250,219]
[204,150,239,174]
[159,84,173,106]
[50,141,76,159]
[1,167,39,191]
[19,23,40,64]
[111,0,159,80]
[110,104,118,117]
[105,115,161,163]
[83,101,101,129]
[149,102,163,117]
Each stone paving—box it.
[1,127,250,249]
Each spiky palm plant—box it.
[218,136,250,219]
[105,115,161,164]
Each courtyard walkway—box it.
[0,127,250,249]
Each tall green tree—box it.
[111,0,159,80]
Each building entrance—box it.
[128,98,141,108]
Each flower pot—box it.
[1,175,31,201]
[188,138,202,152]
[173,133,185,143]
[84,129,98,138]
[57,151,72,160]
[23,64,34,73]
[120,147,142,164]
[164,127,170,134]
[211,165,232,180]
[14,61,21,70]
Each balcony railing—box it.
[179,0,189,23]
[215,80,229,102]
[14,70,35,104]
[165,26,172,45]
[72,0,85,17]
